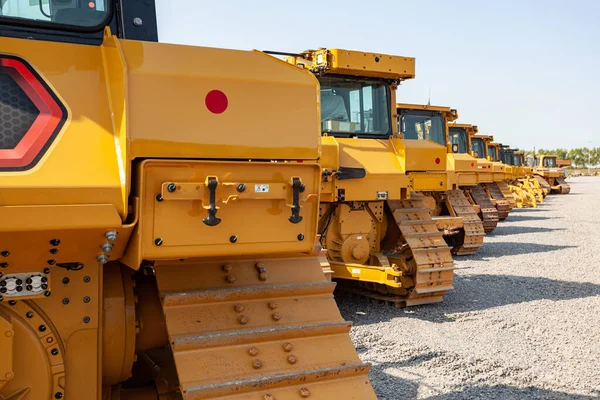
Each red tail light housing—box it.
[0,55,67,171]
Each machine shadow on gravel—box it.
[338,273,600,325]
[504,215,555,222]
[359,358,598,400]
[460,241,575,258]
[485,226,566,236]
[424,385,598,400]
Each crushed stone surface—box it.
[338,177,600,399]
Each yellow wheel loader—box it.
[532,154,571,194]
[396,104,485,256]
[0,2,376,399]
[472,135,512,220]
[282,49,455,307]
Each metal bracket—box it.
[203,177,222,226]
[288,178,304,224]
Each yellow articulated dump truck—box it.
[0,2,376,399]
[448,124,499,233]
[282,49,455,307]
[531,154,571,194]
[396,104,485,256]
[471,135,512,220]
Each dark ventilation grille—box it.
[0,73,39,150]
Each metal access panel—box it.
[134,159,321,260]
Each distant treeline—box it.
[524,148,600,168]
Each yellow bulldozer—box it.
[501,147,542,208]
[396,103,485,256]
[0,2,376,399]
[487,141,518,210]
[448,123,500,233]
[530,154,571,194]
[471,134,513,220]
[282,49,455,307]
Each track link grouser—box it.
[466,185,499,233]
[443,190,486,255]
[153,257,376,399]
[497,181,517,210]
[330,196,455,307]
[483,182,512,220]
[534,175,552,193]
[556,176,571,194]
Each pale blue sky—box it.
[156,0,599,150]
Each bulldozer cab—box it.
[541,155,558,168]
[488,144,498,161]
[397,104,458,146]
[0,0,157,42]
[448,125,472,154]
[285,48,415,138]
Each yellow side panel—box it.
[321,137,410,201]
[398,139,447,172]
[0,36,125,218]
[124,160,320,265]
[120,41,321,161]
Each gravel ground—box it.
[338,177,600,399]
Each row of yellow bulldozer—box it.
[0,2,570,399]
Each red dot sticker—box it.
[205,90,228,114]
[435,158,441,164]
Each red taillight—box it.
[435,157,441,164]
[0,56,66,171]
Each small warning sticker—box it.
[255,184,269,193]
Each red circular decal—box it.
[205,90,228,114]
[471,163,475,167]
[435,158,441,164]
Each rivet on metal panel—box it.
[225,275,236,284]
[154,238,163,246]
[255,263,267,281]
[247,347,259,356]
[105,230,118,242]
[222,264,233,272]
[167,183,177,192]
[49,239,60,246]
[101,243,113,254]
[237,315,248,325]
[252,359,263,369]
[1,251,10,257]
[233,304,244,313]
[156,194,164,202]
[5,372,13,380]
[299,387,310,398]
[271,312,282,321]
[264,395,275,400]
[283,342,293,352]
[287,355,297,364]
[0,263,7,268]
[5,330,13,337]
[268,302,278,310]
